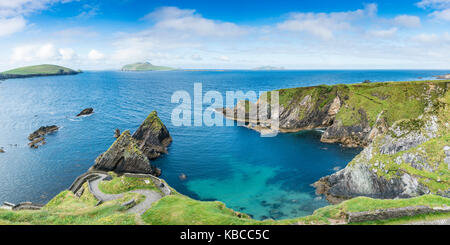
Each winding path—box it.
[88,174,163,215]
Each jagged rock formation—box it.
[77,108,94,117]
[28,125,59,148]
[314,85,450,203]
[90,111,171,175]
[114,129,121,138]
[132,111,172,159]
[91,130,160,175]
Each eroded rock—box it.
[132,111,172,159]
[77,108,94,117]
[28,125,59,148]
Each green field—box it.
[1,64,79,76]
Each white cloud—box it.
[142,6,246,37]
[417,0,450,9]
[58,48,76,60]
[417,0,450,21]
[394,15,421,27]
[0,0,75,37]
[430,8,450,20]
[276,4,378,40]
[0,16,26,37]
[88,49,105,60]
[368,27,398,38]
[412,32,450,42]
[11,43,77,62]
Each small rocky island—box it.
[28,125,59,148]
[121,62,175,71]
[435,74,450,79]
[0,64,80,80]
[76,108,94,117]
[91,111,172,176]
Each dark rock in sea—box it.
[91,130,161,175]
[179,173,187,181]
[89,111,172,176]
[28,125,59,148]
[0,148,5,153]
[28,125,59,141]
[114,129,121,138]
[77,108,94,117]
[132,111,172,159]
[363,80,371,83]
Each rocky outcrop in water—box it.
[114,129,121,138]
[132,111,172,159]
[28,125,59,148]
[91,130,160,175]
[435,74,450,80]
[0,148,4,153]
[90,111,171,175]
[77,108,94,117]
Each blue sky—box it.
[1,0,450,70]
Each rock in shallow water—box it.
[76,108,94,117]
[28,125,59,148]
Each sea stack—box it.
[91,130,160,175]
[90,111,171,176]
[132,111,172,159]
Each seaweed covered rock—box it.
[91,130,160,176]
[132,111,172,159]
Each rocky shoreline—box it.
[221,80,450,203]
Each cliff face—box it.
[91,130,159,175]
[221,80,449,203]
[90,111,172,176]
[132,111,172,159]
[222,81,449,147]
[314,85,450,203]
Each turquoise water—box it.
[0,70,446,219]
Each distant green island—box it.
[121,62,175,71]
[0,64,80,80]
[253,66,285,70]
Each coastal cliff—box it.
[221,80,450,202]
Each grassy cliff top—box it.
[1,64,78,75]
[274,79,449,128]
[121,62,175,71]
[0,173,448,225]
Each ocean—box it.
[0,69,446,219]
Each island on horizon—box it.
[0,64,81,80]
[121,62,176,71]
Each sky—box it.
[1,0,450,70]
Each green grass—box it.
[1,64,78,75]
[0,177,448,225]
[121,62,175,71]
[0,183,139,225]
[276,80,449,127]
[98,172,162,195]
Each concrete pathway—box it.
[87,173,162,215]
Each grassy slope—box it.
[1,64,77,75]
[121,63,174,71]
[1,175,448,225]
[276,80,449,127]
